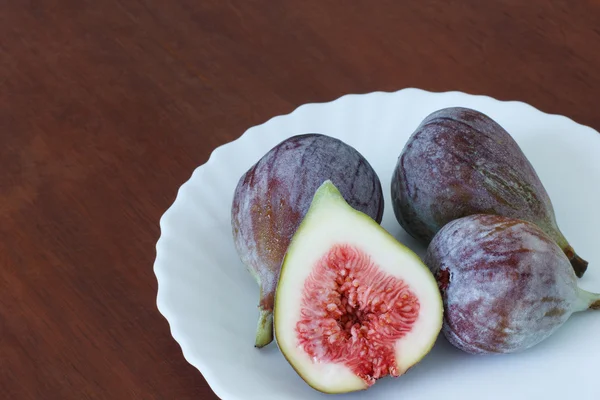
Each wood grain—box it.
[1,1,599,399]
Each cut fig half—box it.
[274,181,443,394]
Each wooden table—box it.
[2,1,599,399]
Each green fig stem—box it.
[564,245,588,278]
[574,288,600,312]
[254,308,274,348]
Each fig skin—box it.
[232,134,384,347]
[425,214,600,355]
[391,106,588,277]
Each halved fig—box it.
[274,181,443,394]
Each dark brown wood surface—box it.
[2,1,600,399]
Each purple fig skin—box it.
[231,133,384,347]
[425,214,600,355]
[391,107,588,277]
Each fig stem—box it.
[568,249,589,278]
[574,288,600,312]
[254,308,273,348]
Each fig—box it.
[391,106,588,277]
[274,181,442,393]
[232,134,384,347]
[426,214,600,355]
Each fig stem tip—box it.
[254,308,274,348]
[569,251,588,278]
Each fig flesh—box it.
[232,134,384,347]
[275,181,442,393]
[391,107,588,277]
[426,214,600,355]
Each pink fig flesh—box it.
[297,244,420,386]
[425,214,600,354]
[232,134,384,347]
[392,107,587,277]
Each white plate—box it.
[154,89,600,400]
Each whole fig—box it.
[426,214,600,354]
[391,107,588,277]
[232,133,384,347]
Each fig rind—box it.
[275,181,442,393]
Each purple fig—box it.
[232,134,384,347]
[426,214,600,354]
[391,107,588,277]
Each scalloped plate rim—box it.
[153,88,600,400]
